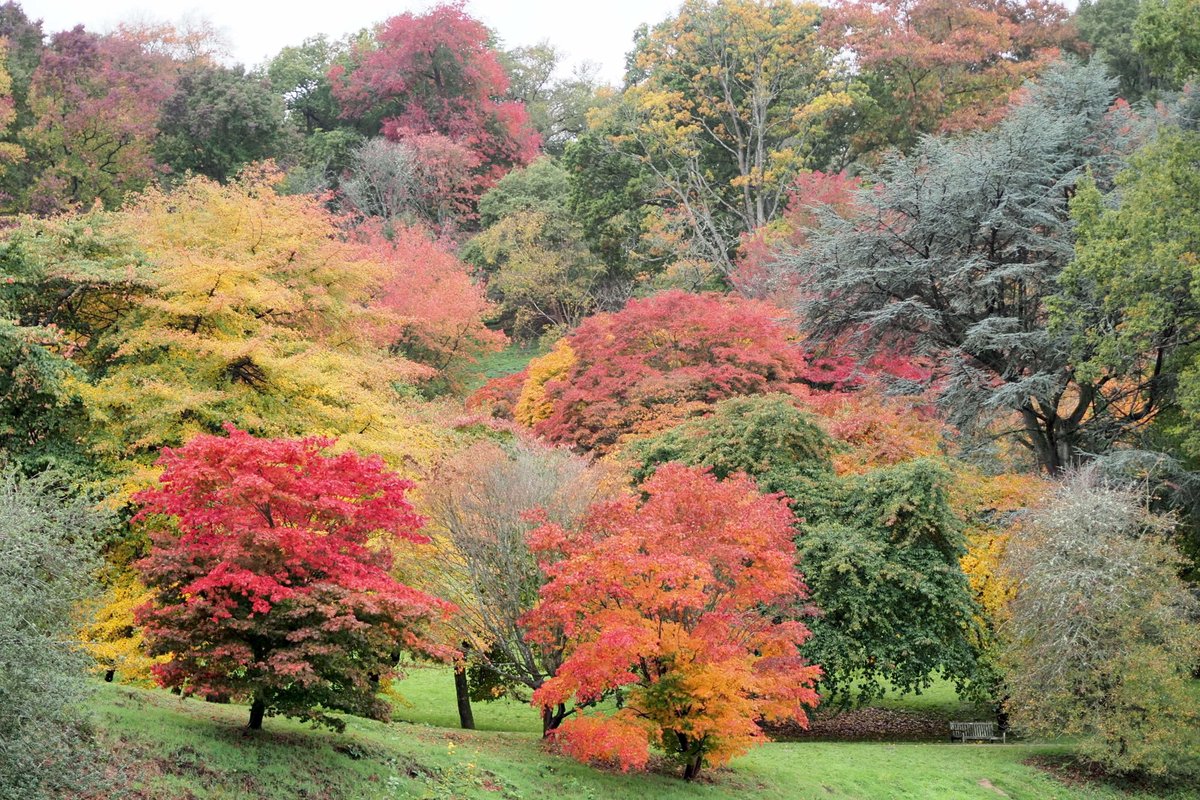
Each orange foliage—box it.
[514,340,575,427]
[524,464,820,779]
[805,390,945,475]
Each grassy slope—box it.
[462,343,546,394]
[91,673,1198,800]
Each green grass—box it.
[389,664,544,734]
[463,342,546,393]
[89,676,1200,800]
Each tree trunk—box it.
[454,665,475,730]
[248,697,265,730]
[683,756,703,781]
[541,703,568,737]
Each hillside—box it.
[86,678,1196,800]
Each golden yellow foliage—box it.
[79,574,166,685]
[514,340,575,427]
[67,168,456,494]
[952,468,1051,624]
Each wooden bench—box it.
[949,721,1006,743]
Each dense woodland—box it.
[2,0,1200,796]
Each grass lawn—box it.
[462,342,546,393]
[88,674,1200,800]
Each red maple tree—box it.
[134,425,454,730]
[530,290,858,453]
[523,464,821,780]
[330,2,539,189]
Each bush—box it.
[0,471,106,800]
[1002,473,1200,780]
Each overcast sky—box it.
[19,0,689,84]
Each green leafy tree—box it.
[503,42,604,156]
[797,460,984,704]
[1056,128,1200,458]
[155,64,294,182]
[1075,0,1157,100]
[0,470,107,799]
[264,34,348,135]
[1133,0,1200,89]
[561,100,663,281]
[0,209,149,477]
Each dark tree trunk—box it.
[541,703,571,737]
[683,757,703,781]
[454,666,475,730]
[248,697,265,730]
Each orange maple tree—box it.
[522,464,821,780]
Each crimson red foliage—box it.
[329,2,539,189]
[530,290,858,453]
[466,369,529,420]
[134,425,453,730]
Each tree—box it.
[0,41,25,179]
[464,157,617,338]
[0,208,149,477]
[80,573,165,684]
[356,223,506,393]
[795,460,986,703]
[790,62,1147,474]
[155,63,293,183]
[22,26,174,213]
[622,0,862,276]
[1002,473,1200,779]
[561,99,663,281]
[420,438,609,733]
[627,395,986,703]
[824,0,1072,156]
[341,135,483,233]
[503,42,604,155]
[524,464,821,780]
[1055,128,1200,458]
[514,342,576,428]
[329,2,539,190]
[0,2,45,206]
[265,34,346,135]
[66,168,452,482]
[625,393,834,489]
[732,170,861,303]
[134,426,454,731]
[0,470,107,800]
[467,209,606,338]
[530,290,854,453]
[1075,0,1157,100]
[1133,0,1200,90]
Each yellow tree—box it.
[79,574,165,685]
[624,0,863,274]
[70,167,455,491]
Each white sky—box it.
[19,0,689,84]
